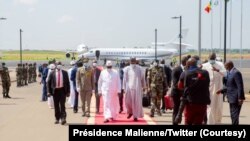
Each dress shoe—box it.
[54,120,59,124]
[134,118,138,122]
[150,114,154,117]
[119,110,123,114]
[127,114,133,119]
[82,113,86,117]
[6,96,11,98]
[161,109,166,113]
[61,119,67,125]
[104,119,109,123]
[86,114,90,117]
[73,110,78,113]
[157,111,162,116]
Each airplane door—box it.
[95,50,100,60]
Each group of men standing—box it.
[16,62,37,87]
[171,53,245,125]
[40,53,245,125]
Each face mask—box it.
[153,62,158,67]
[107,66,112,69]
[130,64,136,68]
[57,65,62,70]
[209,60,216,65]
[196,60,202,67]
[50,64,55,70]
[159,64,164,67]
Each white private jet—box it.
[78,29,192,63]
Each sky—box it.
[0,0,249,51]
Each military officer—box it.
[33,62,37,82]
[1,62,11,98]
[147,60,166,117]
[76,58,95,117]
[28,63,33,83]
[23,64,28,85]
[16,63,22,87]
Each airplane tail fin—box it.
[77,44,89,53]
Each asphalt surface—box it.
[0,68,250,141]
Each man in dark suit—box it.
[71,61,82,113]
[217,61,245,125]
[41,63,48,101]
[92,61,101,114]
[160,59,172,113]
[47,62,70,125]
[171,56,188,125]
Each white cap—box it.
[70,61,75,66]
[216,57,222,62]
[106,60,112,66]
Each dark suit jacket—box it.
[163,65,172,87]
[42,67,48,84]
[94,67,101,92]
[225,68,245,104]
[70,66,78,90]
[171,66,183,96]
[47,69,70,96]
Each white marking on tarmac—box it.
[144,114,157,125]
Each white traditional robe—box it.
[123,65,145,118]
[67,67,75,108]
[202,61,226,124]
[98,69,121,120]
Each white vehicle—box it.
[79,29,192,63]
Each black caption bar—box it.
[69,125,250,140]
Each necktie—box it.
[58,70,60,87]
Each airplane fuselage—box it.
[81,48,179,61]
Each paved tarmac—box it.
[0,67,250,141]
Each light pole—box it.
[172,16,182,65]
[198,0,202,58]
[155,29,157,60]
[224,0,229,63]
[20,29,23,65]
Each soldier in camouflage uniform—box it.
[23,63,28,85]
[33,62,37,82]
[147,60,166,117]
[16,63,22,87]
[28,63,33,83]
[1,62,11,98]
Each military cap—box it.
[83,58,89,63]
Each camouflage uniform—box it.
[16,64,22,87]
[23,64,28,85]
[32,63,37,82]
[1,63,11,98]
[28,64,33,83]
[147,62,166,117]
